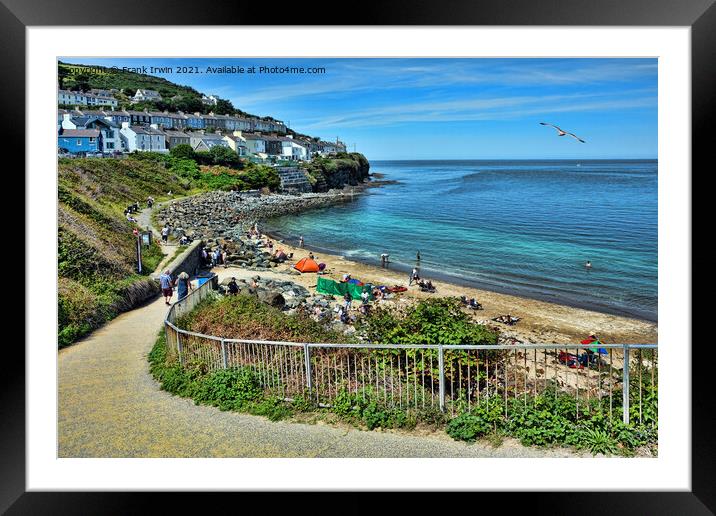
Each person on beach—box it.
[299,236,304,248]
[222,249,228,268]
[227,277,239,296]
[309,252,315,260]
[175,271,192,301]
[159,270,173,305]
[343,292,352,312]
[416,250,421,261]
[161,225,170,244]
[409,267,420,286]
[361,289,370,305]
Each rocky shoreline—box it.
[156,188,360,241]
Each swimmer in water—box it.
[585,261,592,269]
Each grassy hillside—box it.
[58,61,246,116]
[57,157,196,347]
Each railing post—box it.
[438,345,445,413]
[221,338,228,369]
[177,331,184,366]
[304,343,313,393]
[622,345,630,425]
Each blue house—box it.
[58,128,100,154]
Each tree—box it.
[170,144,196,161]
[208,145,241,168]
[214,98,235,115]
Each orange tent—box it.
[294,257,320,273]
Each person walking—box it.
[161,225,170,244]
[159,270,173,305]
[299,235,304,248]
[175,271,192,301]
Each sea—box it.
[264,160,658,322]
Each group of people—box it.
[459,296,483,310]
[124,202,140,223]
[158,269,193,305]
[201,247,227,268]
[492,314,520,325]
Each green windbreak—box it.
[316,277,374,301]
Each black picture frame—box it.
[4,0,710,512]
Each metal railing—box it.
[164,280,657,426]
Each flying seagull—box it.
[540,122,586,143]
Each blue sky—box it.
[62,58,657,160]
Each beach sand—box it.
[215,235,658,346]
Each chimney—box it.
[121,121,129,129]
[233,130,242,137]
[150,123,158,130]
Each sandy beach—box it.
[214,232,657,346]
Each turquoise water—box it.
[265,160,657,321]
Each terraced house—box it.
[58,89,118,108]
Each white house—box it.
[201,94,219,106]
[120,123,167,153]
[280,136,308,161]
[223,131,248,156]
[132,89,163,103]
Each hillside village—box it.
[57,87,347,162]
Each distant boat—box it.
[576,163,581,167]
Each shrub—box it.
[194,367,263,410]
[170,144,196,161]
[446,398,505,442]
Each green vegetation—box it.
[446,387,657,456]
[149,292,656,454]
[138,149,281,192]
[177,294,350,343]
[57,157,197,346]
[58,61,251,116]
[302,152,370,191]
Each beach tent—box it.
[316,277,374,301]
[294,257,320,273]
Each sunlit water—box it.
[264,160,657,321]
